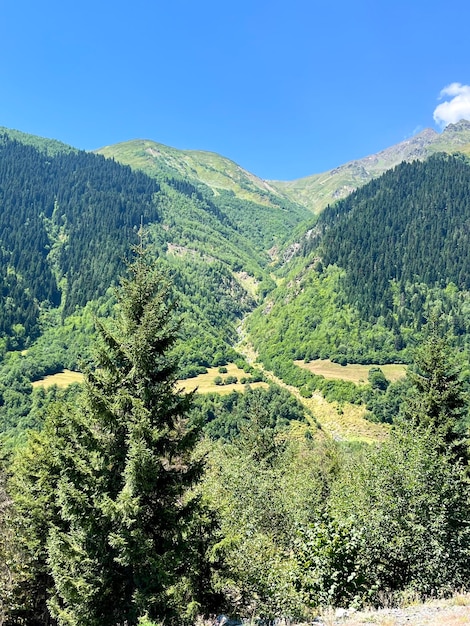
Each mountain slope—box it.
[95,139,312,255]
[317,153,470,316]
[0,125,77,155]
[248,153,470,370]
[271,120,470,213]
[96,139,292,208]
[0,132,281,372]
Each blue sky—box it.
[1,0,470,180]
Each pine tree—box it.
[403,320,469,464]
[43,245,202,625]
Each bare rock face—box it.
[441,118,470,143]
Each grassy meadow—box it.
[30,362,393,442]
[32,369,84,388]
[178,363,268,394]
[31,364,268,395]
[296,359,407,384]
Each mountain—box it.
[2,124,470,437]
[317,153,470,317]
[95,139,311,257]
[0,130,305,370]
[96,139,293,209]
[270,119,470,213]
[0,127,313,444]
[0,125,77,155]
[2,127,470,625]
[247,153,470,376]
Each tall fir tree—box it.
[403,320,469,464]
[9,244,203,626]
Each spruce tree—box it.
[403,321,469,464]
[44,245,202,625]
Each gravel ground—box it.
[313,594,470,625]
[207,595,470,626]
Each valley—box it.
[1,123,470,626]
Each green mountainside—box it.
[271,119,470,213]
[247,154,470,380]
[1,126,470,431]
[0,129,310,440]
[0,131,310,373]
[318,154,470,316]
[0,125,77,155]
[96,139,311,255]
[96,139,294,208]
[2,127,470,625]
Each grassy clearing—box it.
[30,363,388,442]
[254,368,389,443]
[31,364,267,396]
[32,370,84,388]
[236,337,389,443]
[296,359,407,384]
[233,271,259,298]
[179,363,268,395]
[303,392,389,443]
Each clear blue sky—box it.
[1,0,470,180]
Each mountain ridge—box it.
[96,138,293,209]
[269,119,470,212]
[6,120,470,218]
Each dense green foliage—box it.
[0,131,308,365]
[1,255,470,624]
[403,323,470,462]
[330,426,470,600]
[2,128,470,623]
[0,134,160,343]
[0,129,308,437]
[6,249,204,625]
[191,384,314,441]
[246,155,470,404]
[316,154,470,323]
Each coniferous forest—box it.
[0,127,470,625]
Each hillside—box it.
[247,153,470,422]
[0,129,307,443]
[96,139,311,255]
[2,126,470,626]
[1,127,470,429]
[0,125,77,155]
[271,119,470,212]
[0,130,309,373]
[317,153,470,320]
[96,138,297,208]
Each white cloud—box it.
[433,83,470,128]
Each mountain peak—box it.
[270,123,470,213]
[414,127,439,139]
[442,119,470,138]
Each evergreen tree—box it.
[12,245,202,626]
[0,462,16,624]
[403,320,469,463]
[7,409,78,626]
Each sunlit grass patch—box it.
[297,359,407,385]
[32,369,84,388]
[178,363,268,395]
[31,364,268,396]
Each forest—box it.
[0,128,470,624]
[1,248,469,626]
